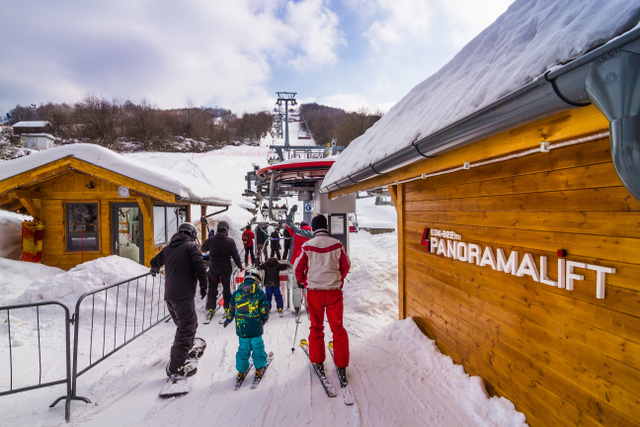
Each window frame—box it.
[153,205,188,245]
[65,202,100,252]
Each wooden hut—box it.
[320,3,640,426]
[0,144,229,270]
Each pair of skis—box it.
[234,351,274,390]
[300,339,354,405]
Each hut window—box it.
[66,203,99,251]
[154,205,188,245]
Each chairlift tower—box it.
[276,92,297,150]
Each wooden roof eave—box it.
[0,157,177,204]
[327,105,610,200]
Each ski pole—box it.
[291,288,305,352]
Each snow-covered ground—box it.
[0,144,526,426]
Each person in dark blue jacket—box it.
[224,268,270,382]
[259,257,289,315]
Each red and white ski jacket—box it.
[294,229,350,290]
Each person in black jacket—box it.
[150,222,207,377]
[270,228,281,260]
[201,220,243,321]
[282,227,291,260]
[255,223,269,264]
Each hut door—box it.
[112,203,144,264]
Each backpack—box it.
[242,230,250,246]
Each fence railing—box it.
[0,272,168,422]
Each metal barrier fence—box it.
[0,272,168,422]
[0,301,73,418]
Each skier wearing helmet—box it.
[150,222,207,377]
[201,220,243,322]
[224,268,270,386]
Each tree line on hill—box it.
[2,94,382,154]
[300,103,382,148]
[5,94,272,152]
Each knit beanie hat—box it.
[311,214,328,231]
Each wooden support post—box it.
[389,184,406,320]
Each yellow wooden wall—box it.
[401,133,640,426]
[30,170,158,270]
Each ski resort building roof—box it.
[321,0,640,199]
[0,143,231,206]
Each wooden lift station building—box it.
[0,144,229,270]
[321,5,640,427]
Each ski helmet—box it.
[178,222,197,240]
[244,267,262,286]
[217,220,229,233]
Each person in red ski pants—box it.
[294,214,351,381]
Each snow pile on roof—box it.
[12,121,50,128]
[0,143,231,205]
[323,0,640,187]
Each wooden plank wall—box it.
[402,136,640,426]
[33,170,156,270]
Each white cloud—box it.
[0,0,345,113]
[284,0,345,71]
[362,0,435,50]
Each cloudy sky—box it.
[1,0,512,116]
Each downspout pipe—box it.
[585,39,640,201]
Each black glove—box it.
[223,318,231,328]
[297,282,305,289]
[199,283,207,299]
[290,204,298,213]
[150,268,159,277]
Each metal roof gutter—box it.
[320,26,640,201]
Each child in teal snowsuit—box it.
[224,268,270,377]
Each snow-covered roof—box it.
[0,143,231,206]
[323,0,640,189]
[12,121,50,128]
[21,133,55,139]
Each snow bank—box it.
[385,318,527,426]
[17,255,150,310]
[346,230,398,320]
[0,257,64,305]
[0,210,31,259]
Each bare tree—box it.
[74,93,119,147]
[127,98,169,151]
[336,108,382,147]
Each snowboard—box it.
[159,337,206,398]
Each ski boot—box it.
[255,366,266,379]
[337,367,348,387]
[312,363,326,378]
[278,308,283,317]
[166,359,198,378]
[205,309,215,323]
